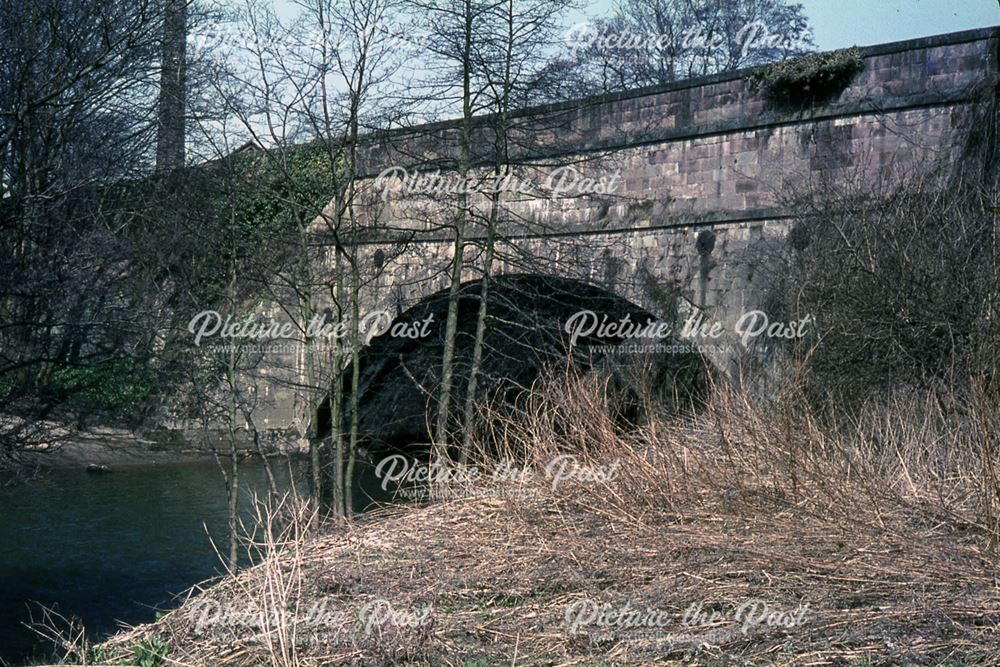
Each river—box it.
[0,457,383,664]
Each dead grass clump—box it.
[94,368,1000,665]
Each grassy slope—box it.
[95,377,1000,666]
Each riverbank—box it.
[18,425,208,469]
[8,417,308,472]
[88,380,1000,665]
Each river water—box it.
[0,457,380,664]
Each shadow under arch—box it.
[315,274,711,463]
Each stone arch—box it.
[315,273,709,458]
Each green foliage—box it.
[86,643,130,664]
[48,357,155,412]
[748,47,864,106]
[178,141,339,290]
[131,635,170,667]
[216,142,334,246]
[87,645,108,663]
[230,142,334,233]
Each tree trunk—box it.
[434,0,474,460]
[331,247,347,515]
[345,194,362,518]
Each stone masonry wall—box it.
[245,27,998,434]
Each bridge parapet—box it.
[250,28,999,432]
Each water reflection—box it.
[0,457,311,664]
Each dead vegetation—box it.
[79,364,1000,667]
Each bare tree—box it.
[0,0,165,467]
[402,0,484,461]
[457,0,575,458]
[199,0,409,516]
[537,0,814,100]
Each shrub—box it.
[47,357,155,413]
[768,89,1000,406]
[748,47,865,106]
[770,175,999,405]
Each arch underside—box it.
[315,273,710,458]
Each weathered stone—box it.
[315,275,708,453]
[246,28,998,432]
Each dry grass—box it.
[93,370,1000,666]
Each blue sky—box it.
[570,0,1000,49]
[795,0,999,49]
[273,0,999,51]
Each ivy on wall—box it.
[748,47,865,107]
[224,142,335,237]
[169,141,341,290]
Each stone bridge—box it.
[247,27,998,435]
